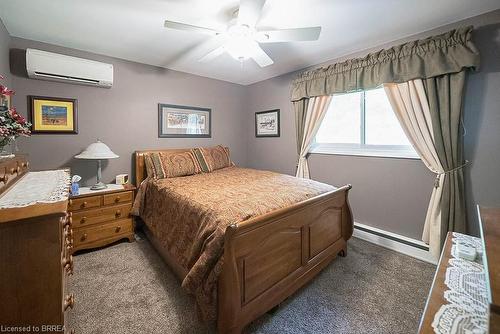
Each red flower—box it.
[8,107,17,117]
[0,84,14,96]
[8,108,26,125]
[16,115,26,125]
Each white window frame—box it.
[311,90,419,159]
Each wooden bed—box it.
[134,149,353,334]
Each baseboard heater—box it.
[354,224,429,251]
[352,223,434,263]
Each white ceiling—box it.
[1,0,499,85]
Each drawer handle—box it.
[64,293,75,311]
[114,196,121,203]
[115,210,122,218]
[81,201,88,208]
[64,256,74,276]
[0,173,8,183]
[64,228,73,239]
[62,255,73,269]
[66,264,74,276]
[62,216,72,228]
[80,217,87,224]
[115,226,121,233]
[81,233,88,241]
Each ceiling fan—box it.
[163,0,321,67]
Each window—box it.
[312,87,418,159]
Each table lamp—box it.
[75,140,119,190]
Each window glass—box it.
[316,92,361,144]
[313,88,417,158]
[365,88,412,146]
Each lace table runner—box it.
[0,170,70,209]
[431,232,489,334]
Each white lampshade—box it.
[75,140,119,160]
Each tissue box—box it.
[71,182,79,195]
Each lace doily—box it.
[0,170,70,208]
[431,233,489,334]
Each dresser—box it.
[69,183,135,253]
[478,207,500,333]
[418,206,500,334]
[0,156,74,334]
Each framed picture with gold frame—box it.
[28,96,78,134]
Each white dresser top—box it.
[0,169,70,209]
[75,184,124,196]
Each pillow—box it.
[193,145,232,172]
[145,151,202,179]
[144,154,156,178]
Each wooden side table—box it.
[69,183,135,253]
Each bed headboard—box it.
[134,148,193,186]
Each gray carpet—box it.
[68,235,435,334]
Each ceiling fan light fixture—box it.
[225,36,255,62]
[165,0,321,68]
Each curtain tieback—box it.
[433,160,469,188]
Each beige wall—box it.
[9,38,247,186]
[244,10,500,240]
[0,19,10,87]
[462,15,500,236]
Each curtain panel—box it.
[291,26,479,101]
[384,76,467,260]
[422,72,467,253]
[295,96,332,178]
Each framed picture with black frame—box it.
[255,109,280,137]
[28,95,78,134]
[158,103,211,138]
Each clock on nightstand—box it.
[68,183,136,254]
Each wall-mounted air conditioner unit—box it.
[26,48,113,88]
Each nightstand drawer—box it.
[103,191,133,206]
[73,218,133,249]
[69,196,101,211]
[72,204,131,228]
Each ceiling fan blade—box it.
[164,20,219,36]
[198,46,226,63]
[238,0,266,28]
[248,42,273,67]
[256,27,321,43]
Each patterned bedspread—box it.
[133,166,335,321]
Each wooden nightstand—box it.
[69,183,135,253]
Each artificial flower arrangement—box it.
[0,75,31,156]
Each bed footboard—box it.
[217,185,353,334]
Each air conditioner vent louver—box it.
[33,72,101,85]
[26,49,113,88]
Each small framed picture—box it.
[255,109,280,137]
[158,103,211,138]
[0,95,11,111]
[28,96,78,134]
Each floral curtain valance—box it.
[291,26,480,101]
